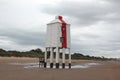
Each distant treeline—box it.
[0,48,116,60]
[0,48,44,58]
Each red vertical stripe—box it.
[58,16,67,48]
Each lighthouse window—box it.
[60,37,64,43]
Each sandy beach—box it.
[0,57,120,80]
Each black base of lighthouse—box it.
[50,63,54,68]
[62,63,65,69]
[68,63,71,69]
[44,62,47,68]
[56,63,59,68]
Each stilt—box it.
[68,63,71,69]
[62,48,65,68]
[44,48,47,68]
[62,63,65,69]
[44,62,47,68]
[56,63,59,68]
[68,48,71,69]
[56,47,59,68]
[39,57,40,68]
[50,48,53,68]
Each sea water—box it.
[9,62,99,69]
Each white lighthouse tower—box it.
[44,16,71,68]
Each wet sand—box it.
[0,57,120,80]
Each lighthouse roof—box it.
[47,16,68,25]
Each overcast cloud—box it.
[0,0,120,58]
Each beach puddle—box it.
[72,63,99,68]
[9,62,99,69]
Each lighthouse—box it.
[44,16,71,68]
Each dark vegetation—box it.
[0,48,116,61]
[0,48,44,58]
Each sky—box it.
[0,0,120,58]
